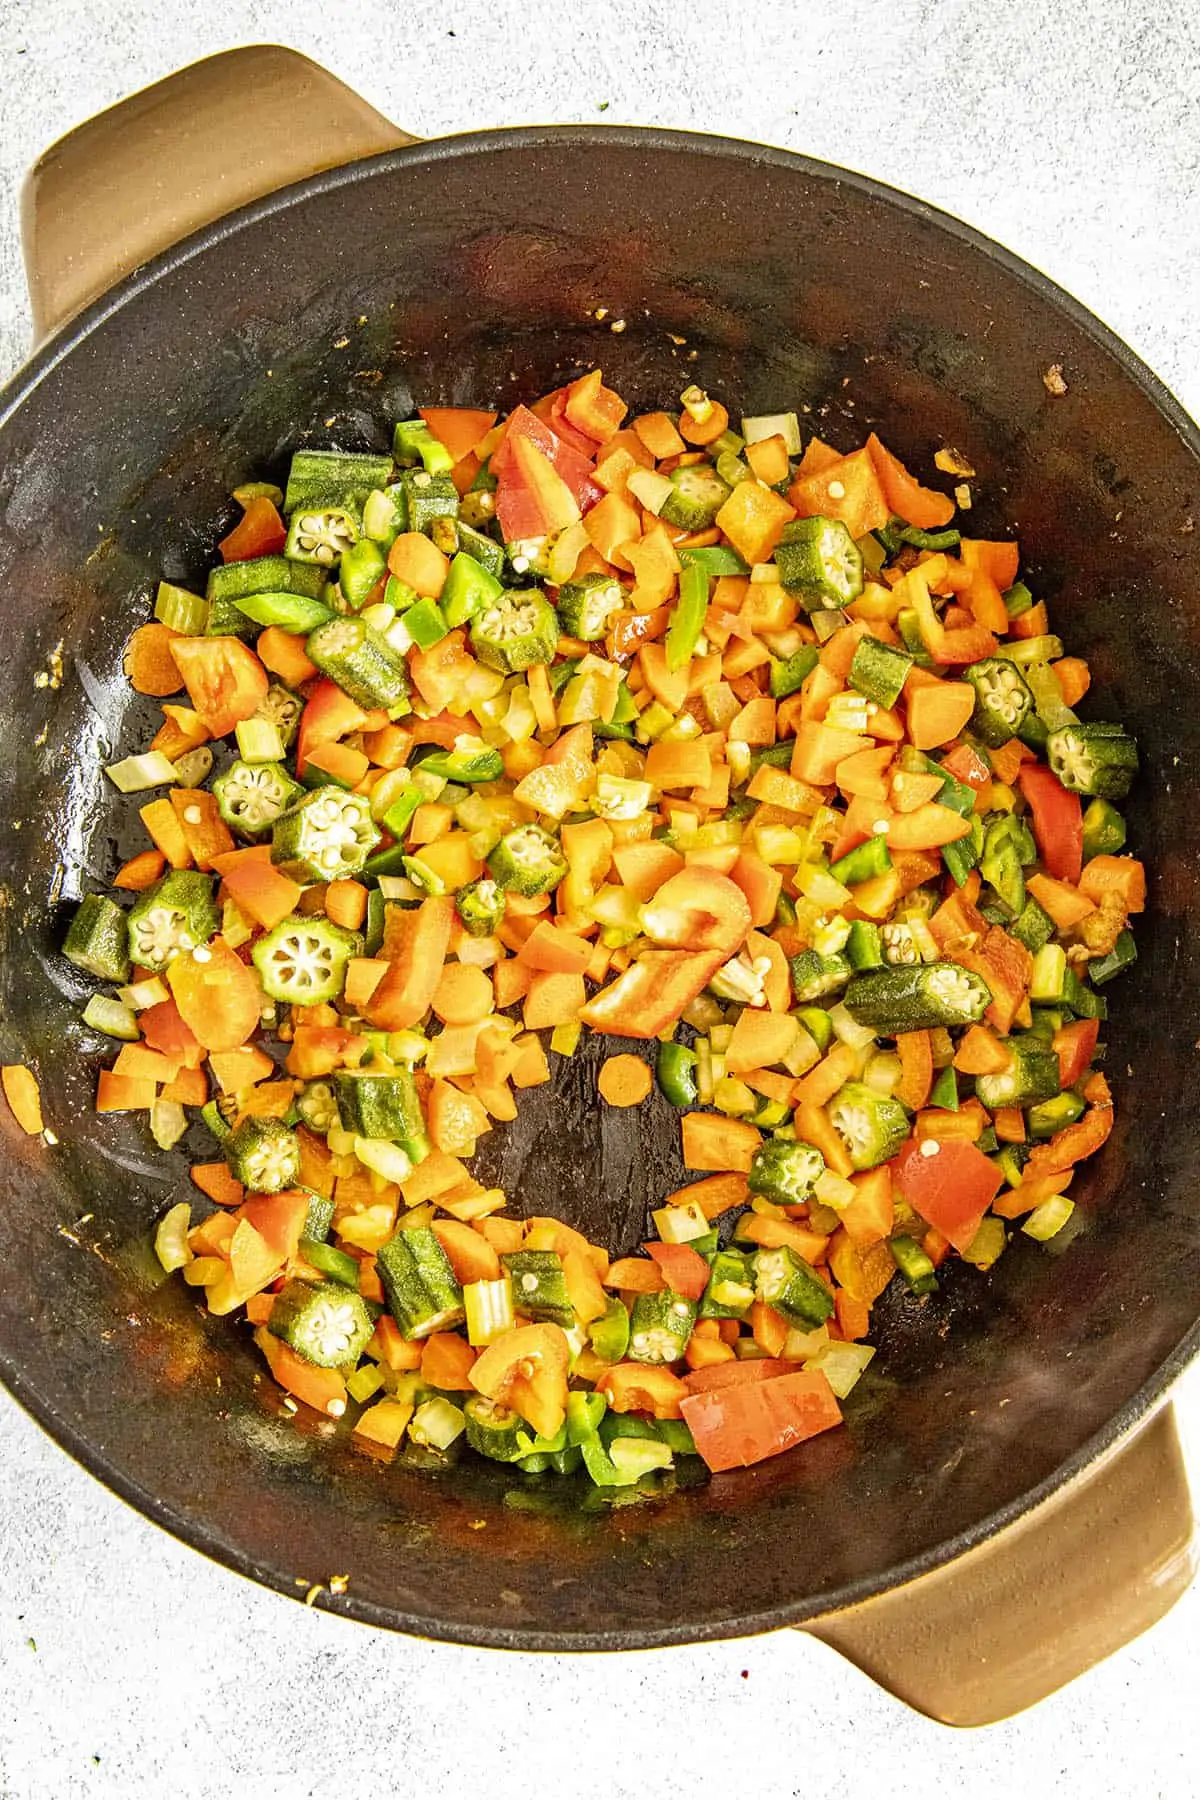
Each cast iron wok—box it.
[1,106,1199,1656]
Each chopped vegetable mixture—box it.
[40,373,1143,1492]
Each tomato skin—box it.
[295,678,368,777]
[469,1322,570,1439]
[1053,1018,1100,1089]
[644,1242,710,1302]
[1019,764,1083,883]
[893,1136,1004,1253]
[579,949,726,1040]
[596,1363,689,1419]
[639,867,753,958]
[168,637,269,738]
[166,939,263,1053]
[680,1368,843,1472]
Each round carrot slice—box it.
[430,961,495,1027]
[597,1054,653,1108]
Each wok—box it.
[0,47,1196,1727]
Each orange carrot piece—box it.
[2,1065,44,1135]
[604,1258,666,1294]
[905,679,976,751]
[419,1332,477,1391]
[597,1054,653,1108]
[112,848,167,891]
[953,1025,1012,1076]
[256,626,318,687]
[190,1162,245,1207]
[895,1031,933,1111]
[139,797,193,870]
[680,1112,762,1174]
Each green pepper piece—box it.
[844,962,991,1033]
[487,823,567,896]
[890,1235,938,1295]
[1062,968,1106,1021]
[566,1391,608,1445]
[897,524,961,552]
[827,1080,909,1172]
[555,572,626,642]
[470,590,560,673]
[454,877,505,939]
[929,1064,959,1111]
[454,521,507,580]
[627,1290,697,1364]
[306,616,411,710]
[296,1079,339,1135]
[225,1116,302,1193]
[1081,798,1127,860]
[268,1278,374,1366]
[588,1296,631,1363]
[980,817,1027,918]
[377,1226,465,1339]
[1026,1090,1086,1139]
[339,538,389,610]
[849,636,913,710]
[1088,928,1137,986]
[1048,723,1139,801]
[271,787,381,883]
[440,550,505,628]
[698,1249,756,1320]
[415,738,504,784]
[126,872,219,974]
[678,544,749,577]
[392,418,454,476]
[298,1236,361,1285]
[795,1005,834,1053]
[747,1137,826,1204]
[334,1068,429,1160]
[252,913,360,1005]
[659,462,731,531]
[752,1245,835,1328]
[232,590,334,634]
[501,1251,574,1327]
[775,516,864,609]
[402,596,451,650]
[790,949,852,1003]
[463,1394,526,1461]
[830,834,892,887]
[1003,580,1035,619]
[657,1418,698,1456]
[845,919,885,971]
[285,507,359,569]
[201,1098,233,1142]
[964,658,1034,747]
[974,1036,1062,1109]
[397,468,459,535]
[579,1435,643,1488]
[213,759,302,842]
[665,562,710,673]
[303,1192,336,1242]
[657,1040,699,1106]
[285,449,393,516]
[769,644,819,700]
[62,893,132,983]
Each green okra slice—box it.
[830,835,892,887]
[254,683,304,752]
[890,1235,938,1295]
[1009,896,1055,955]
[454,520,506,579]
[271,788,380,883]
[769,644,820,700]
[304,1192,336,1242]
[333,1068,429,1159]
[752,1245,835,1328]
[1026,1091,1086,1139]
[846,919,885,971]
[463,1395,526,1462]
[1081,798,1126,859]
[964,657,1034,747]
[979,816,1028,918]
[251,913,361,1005]
[376,1225,465,1339]
[827,1080,910,1172]
[974,1036,1062,1109]
[790,949,853,1003]
[775,516,864,609]
[285,507,359,569]
[62,893,132,983]
[658,463,731,531]
[126,872,219,974]
[225,1116,302,1193]
[470,590,560,673]
[305,616,411,711]
[396,468,459,535]
[698,1249,756,1320]
[206,554,327,606]
[1088,928,1137,986]
[849,635,913,710]
[455,877,505,938]
[284,450,393,516]
[747,1136,826,1204]
[213,759,303,842]
[556,573,626,641]
[588,1297,631,1363]
[486,823,567,896]
[295,1079,339,1135]
[268,1278,374,1367]
[1047,723,1139,801]
[501,1251,575,1327]
[844,962,991,1034]
[393,419,454,476]
[627,1290,697,1365]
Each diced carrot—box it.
[727,695,777,747]
[836,745,896,800]
[428,961,495,1027]
[791,721,871,786]
[169,787,235,869]
[953,1025,1012,1076]
[419,1332,477,1391]
[906,679,976,751]
[993,1106,1027,1144]
[322,879,367,932]
[112,848,167,891]
[139,797,193,870]
[680,1112,762,1174]
[510,1034,551,1089]
[793,1041,858,1107]
[887,802,972,852]
[522,972,586,1032]
[839,1166,895,1247]
[190,1162,245,1207]
[795,1099,853,1177]
[159,1065,209,1107]
[895,1031,933,1110]
[645,739,712,791]
[714,481,795,565]
[597,1054,653,1108]
[1078,855,1146,914]
[419,407,498,463]
[2,1064,44,1135]
[788,447,889,537]
[111,1043,181,1084]
[255,626,318,687]
[738,1216,829,1264]
[1053,656,1091,708]
[724,1007,799,1076]
[745,433,791,486]
[585,491,641,570]
[366,895,455,1032]
[604,1257,666,1293]
[611,841,685,902]
[749,1301,790,1359]
[124,622,184,696]
[659,1172,750,1221]
[638,640,691,712]
[1010,600,1049,640]
[387,532,450,597]
[211,849,302,932]
[1026,873,1097,930]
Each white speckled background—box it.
[1,4,1199,1794]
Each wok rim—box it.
[2,123,1198,1649]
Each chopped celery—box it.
[409,1398,466,1450]
[354,1137,415,1182]
[105,752,179,793]
[463,1276,516,1346]
[651,1201,710,1244]
[1022,1195,1076,1242]
[82,995,140,1040]
[155,580,208,635]
[153,1202,192,1273]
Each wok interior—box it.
[0,134,1198,1645]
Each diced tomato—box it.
[562,369,628,444]
[1053,1018,1100,1089]
[469,1322,570,1440]
[579,949,726,1040]
[680,1368,843,1472]
[682,1357,799,1394]
[892,1136,1004,1253]
[496,434,583,541]
[644,1241,710,1302]
[295,678,369,778]
[168,638,269,739]
[1019,763,1083,883]
[219,496,287,562]
[639,867,753,958]
[490,403,598,504]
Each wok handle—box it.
[806,1402,1195,1727]
[20,45,412,342]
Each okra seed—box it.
[192,946,212,964]
[316,546,335,565]
[183,805,202,825]
[326,1398,346,1417]
[919,1139,940,1158]
[520,1274,538,1293]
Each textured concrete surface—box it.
[1,3,1199,1795]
